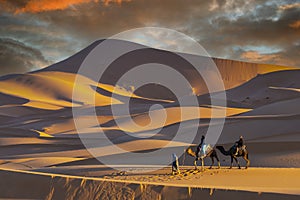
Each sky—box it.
[0,0,299,75]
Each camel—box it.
[186,144,220,169]
[216,145,250,169]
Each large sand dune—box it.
[0,40,299,199]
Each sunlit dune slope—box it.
[113,106,250,133]
[0,71,156,110]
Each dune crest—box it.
[0,40,300,198]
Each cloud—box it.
[0,0,299,75]
[1,0,131,13]
[289,20,300,29]
[191,0,300,65]
[279,2,300,10]
[102,0,131,6]
[16,0,94,13]
[237,43,300,67]
[241,51,281,64]
[31,0,209,41]
[209,0,220,11]
[0,13,84,64]
[0,38,49,75]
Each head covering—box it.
[201,135,205,143]
[172,153,178,161]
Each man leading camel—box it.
[171,153,180,174]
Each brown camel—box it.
[216,145,250,169]
[186,145,220,169]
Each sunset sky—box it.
[0,0,299,75]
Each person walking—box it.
[171,153,180,174]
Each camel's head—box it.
[186,147,196,157]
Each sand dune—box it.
[40,40,297,99]
[224,70,300,108]
[0,71,128,109]
[0,167,300,199]
[0,40,299,199]
[241,97,300,116]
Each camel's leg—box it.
[215,155,221,169]
[244,154,250,169]
[201,158,204,170]
[194,158,198,170]
[233,157,241,169]
[209,156,214,169]
[230,156,233,169]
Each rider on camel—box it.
[196,135,205,159]
[235,136,245,155]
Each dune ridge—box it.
[0,40,299,198]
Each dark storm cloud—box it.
[0,38,49,75]
[30,0,299,57]
[210,5,299,45]
[0,0,299,76]
[186,0,300,66]
[35,0,202,40]
[0,12,83,66]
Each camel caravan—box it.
[172,135,250,175]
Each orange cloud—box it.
[103,0,131,6]
[241,51,277,63]
[289,20,300,29]
[241,51,295,67]
[11,0,131,14]
[279,2,300,10]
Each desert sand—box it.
[0,40,299,199]
[1,166,300,199]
